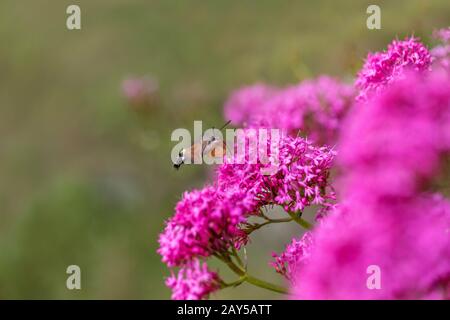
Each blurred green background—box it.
[0,0,448,299]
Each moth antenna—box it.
[219,120,232,131]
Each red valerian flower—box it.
[271,232,313,282]
[166,260,221,300]
[158,186,251,267]
[355,37,431,100]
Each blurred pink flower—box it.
[340,70,450,202]
[431,27,450,72]
[121,75,159,111]
[291,195,450,299]
[224,84,277,126]
[258,77,354,144]
[431,45,450,70]
[291,70,450,300]
[433,27,450,43]
[224,77,354,145]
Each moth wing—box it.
[203,139,227,159]
[184,140,205,164]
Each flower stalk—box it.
[215,251,288,294]
[288,211,313,230]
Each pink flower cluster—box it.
[166,260,221,300]
[292,195,450,299]
[217,132,336,214]
[159,29,450,300]
[158,186,250,267]
[355,37,432,100]
[224,77,354,144]
[291,69,450,299]
[270,232,313,282]
[224,84,277,126]
[340,70,450,202]
[158,184,256,299]
[159,130,336,299]
[433,27,450,43]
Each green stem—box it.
[215,253,288,294]
[215,253,245,275]
[220,277,246,288]
[246,217,293,234]
[266,217,294,223]
[287,211,313,230]
[260,210,293,224]
[245,275,288,294]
